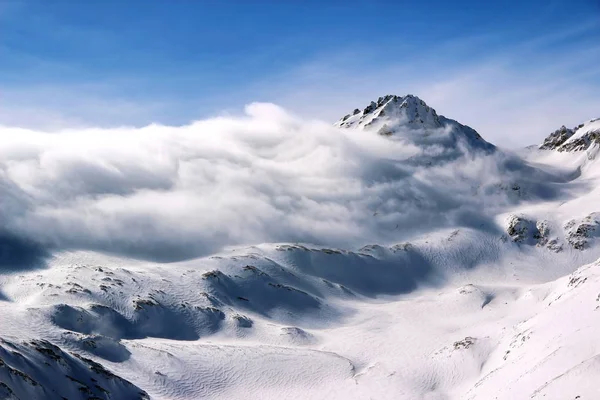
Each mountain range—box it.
[1,95,599,400]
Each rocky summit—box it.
[335,94,495,152]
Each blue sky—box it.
[1,0,599,146]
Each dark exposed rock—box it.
[201,270,224,280]
[363,101,377,115]
[233,314,253,328]
[539,125,575,150]
[133,298,159,311]
[504,216,561,251]
[453,336,476,350]
[506,215,537,243]
[565,214,599,250]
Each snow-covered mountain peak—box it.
[335,94,495,152]
[335,94,441,130]
[539,118,600,152]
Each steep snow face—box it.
[461,259,600,400]
[539,118,600,152]
[335,94,494,153]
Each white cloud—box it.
[0,104,566,264]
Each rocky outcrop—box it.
[505,215,542,245]
[535,220,563,252]
[564,213,600,250]
[539,125,575,150]
[504,213,600,251]
[506,215,533,243]
[504,215,561,251]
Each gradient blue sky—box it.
[1,0,599,146]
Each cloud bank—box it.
[0,104,565,264]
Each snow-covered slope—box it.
[1,99,600,399]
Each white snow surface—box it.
[1,97,600,399]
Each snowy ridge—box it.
[0,338,148,400]
[1,98,600,399]
[539,118,600,152]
